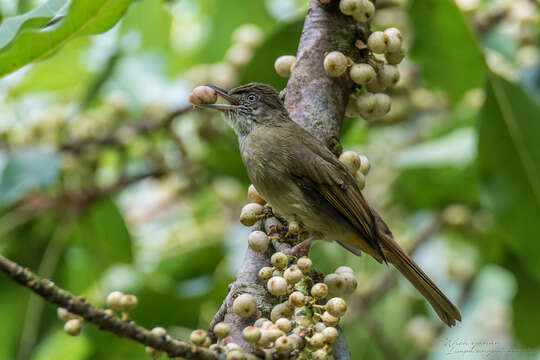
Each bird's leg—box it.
[286,235,315,257]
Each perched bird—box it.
[198,82,461,327]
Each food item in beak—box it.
[188,85,218,105]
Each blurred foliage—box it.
[408,0,485,103]
[0,0,539,359]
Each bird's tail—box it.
[374,215,461,327]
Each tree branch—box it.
[284,0,366,155]
[0,254,217,360]
[211,0,365,354]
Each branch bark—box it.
[211,0,367,354]
[284,0,366,155]
[0,255,217,360]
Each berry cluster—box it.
[274,0,406,122]
[338,150,371,189]
[208,186,359,359]
[180,183,360,359]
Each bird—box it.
[197,82,461,327]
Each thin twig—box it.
[0,254,217,360]
[15,167,168,215]
[60,105,192,154]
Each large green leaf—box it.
[511,260,540,348]
[0,0,69,50]
[60,197,132,293]
[71,197,133,265]
[0,0,131,77]
[392,165,479,210]
[240,19,304,89]
[0,147,60,207]
[408,0,485,103]
[119,0,171,52]
[32,329,92,360]
[478,73,540,280]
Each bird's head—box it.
[199,82,288,137]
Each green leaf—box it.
[156,242,224,282]
[392,165,479,210]
[71,197,133,265]
[0,0,69,50]
[408,0,485,103]
[240,19,304,89]
[32,329,92,360]
[478,73,540,280]
[0,282,30,360]
[59,197,132,293]
[511,261,540,348]
[0,0,131,77]
[119,0,172,52]
[0,147,60,207]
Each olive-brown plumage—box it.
[199,82,461,327]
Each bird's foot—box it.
[286,236,314,257]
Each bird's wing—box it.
[288,133,385,261]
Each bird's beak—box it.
[198,85,241,111]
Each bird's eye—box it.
[247,94,257,102]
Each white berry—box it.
[385,49,405,65]
[189,86,217,105]
[106,291,124,312]
[247,184,266,205]
[289,291,306,307]
[258,266,274,281]
[356,92,377,117]
[322,326,339,343]
[64,318,82,336]
[339,0,362,15]
[267,276,288,296]
[275,336,293,355]
[324,273,346,295]
[359,155,371,175]
[233,294,256,317]
[239,203,264,226]
[321,311,339,326]
[353,0,375,22]
[367,31,389,54]
[310,332,326,347]
[350,63,376,85]
[120,294,138,312]
[311,283,329,299]
[274,55,296,78]
[324,51,348,77]
[378,64,400,87]
[373,93,392,117]
[242,326,261,343]
[297,256,312,272]
[248,230,270,253]
[190,329,207,345]
[213,322,231,339]
[151,326,167,337]
[326,297,348,317]
[335,266,355,275]
[271,252,289,269]
[284,265,304,284]
[275,318,292,332]
[339,150,361,174]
